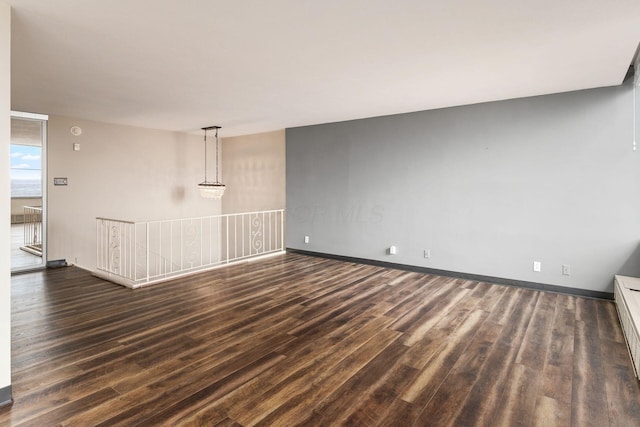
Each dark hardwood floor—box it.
[1,252,639,426]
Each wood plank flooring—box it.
[1,252,639,426]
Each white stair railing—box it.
[95,210,285,288]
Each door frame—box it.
[10,110,48,273]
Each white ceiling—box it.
[8,0,640,137]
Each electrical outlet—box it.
[304,235,309,244]
[424,249,431,259]
[562,264,571,276]
[533,261,541,272]
[389,246,397,255]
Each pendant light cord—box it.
[200,125,222,185]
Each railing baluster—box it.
[121,224,125,278]
[133,223,137,281]
[269,212,272,252]
[96,220,100,271]
[171,221,174,273]
[209,216,213,265]
[158,222,162,277]
[146,222,150,282]
[22,206,43,256]
[226,216,229,264]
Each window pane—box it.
[10,144,42,197]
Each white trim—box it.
[41,120,48,264]
[10,111,48,120]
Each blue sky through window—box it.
[11,144,42,197]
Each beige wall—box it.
[47,116,221,270]
[1,0,11,395]
[221,130,285,214]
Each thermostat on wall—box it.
[53,177,68,186]
[70,126,82,136]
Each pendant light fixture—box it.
[198,125,226,199]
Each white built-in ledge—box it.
[614,275,640,378]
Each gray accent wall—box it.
[286,83,640,293]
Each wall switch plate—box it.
[562,264,571,276]
[304,235,309,244]
[424,249,431,259]
[73,143,80,151]
[53,177,68,186]
[533,261,541,272]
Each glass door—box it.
[10,112,47,272]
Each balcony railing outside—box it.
[22,205,43,256]
[95,210,285,288]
